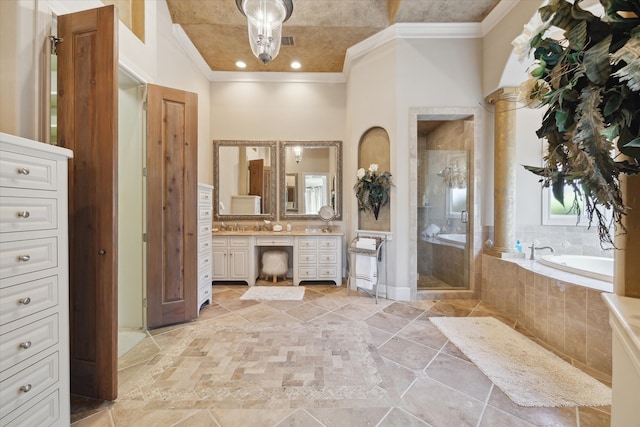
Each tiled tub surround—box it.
[481,254,613,378]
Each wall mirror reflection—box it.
[280,141,342,220]
[213,140,277,221]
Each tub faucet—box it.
[529,245,554,260]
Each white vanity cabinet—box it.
[294,235,342,286]
[211,236,254,285]
[197,184,213,311]
[0,133,72,426]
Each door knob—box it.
[98,249,106,255]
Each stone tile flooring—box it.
[71,284,611,426]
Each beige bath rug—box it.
[240,286,305,301]
[429,317,611,407]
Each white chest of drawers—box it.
[294,235,342,286]
[197,184,213,312]
[0,133,72,426]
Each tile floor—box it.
[70,284,611,427]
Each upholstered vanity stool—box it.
[261,250,289,283]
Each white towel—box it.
[354,237,378,291]
[355,254,377,290]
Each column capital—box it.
[485,87,519,104]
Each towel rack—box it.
[347,233,387,304]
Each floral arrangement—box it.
[513,0,640,246]
[354,164,393,219]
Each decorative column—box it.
[485,87,519,257]
[615,173,640,297]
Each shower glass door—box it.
[417,120,471,290]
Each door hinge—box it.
[143,233,147,242]
[143,167,147,177]
[48,36,63,55]
[142,298,147,308]
[142,101,147,111]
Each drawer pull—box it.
[17,211,31,218]
[18,255,31,262]
[20,341,32,349]
[18,167,31,175]
[19,297,31,305]
[20,384,32,393]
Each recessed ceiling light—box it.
[235,60,247,69]
[291,61,301,69]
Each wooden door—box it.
[248,159,264,211]
[146,84,198,328]
[57,5,119,400]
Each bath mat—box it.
[240,286,305,301]
[429,317,611,407]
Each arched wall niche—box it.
[358,126,391,231]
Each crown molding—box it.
[480,0,521,36]
[209,72,346,84]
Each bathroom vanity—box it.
[211,230,344,286]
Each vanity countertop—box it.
[212,229,344,236]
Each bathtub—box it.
[437,233,466,245]
[538,254,613,283]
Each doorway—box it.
[117,68,146,356]
[415,116,475,292]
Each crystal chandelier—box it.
[235,0,294,65]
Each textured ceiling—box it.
[166,0,502,73]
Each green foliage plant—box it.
[513,0,640,246]
[354,164,393,219]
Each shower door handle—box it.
[461,210,468,223]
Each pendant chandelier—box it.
[235,0,294,65]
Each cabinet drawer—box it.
[198,267,211,285]
[2,389,59,427]
[318,267,337,278]
[0,352,59,419]
[298,266,317,278]
[297,252,316,264]
[318,252,337,264]
[297,239,317,250]
[318,239,337,249]
[229,237,250,247]
[0,151,57,191]
[0,198,57,234]
[211,237,228,247]
[0,276,58,326]
[198,189,212,205]
[198,223,211,235]
[0,314,58,373]
[199,208,212,221]
[198,238,211,252]
[0,238,57,279]
[255,236,293,246]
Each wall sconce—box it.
[293,146,303,163]
[235,0,294,65]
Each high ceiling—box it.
[166,0,502,73]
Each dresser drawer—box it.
[198,223,211,235]
[297,252,316,264]
[0,238,57,279]
[198,266,211,285]
[298,266,317,278]
[211,237,228,247]
[0,276,58,326]
[256,236,293,246]
[199,208,212,221]
[2,389,60,427]
[318,267,337,278]
[0,198,57,234]
[318,251,337,264]
[198,189,212,205]
[229,237,250,247]
[0,352,59,419]
[0,314,58,373]
[297,239,317,250]
[318,239,337,250]
[198,238,211,253]
[0,151,57,191]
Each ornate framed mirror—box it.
[279,141,342,220]
[213,140,277,221]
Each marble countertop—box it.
[602,294,640,360]
[212,229,344,236]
